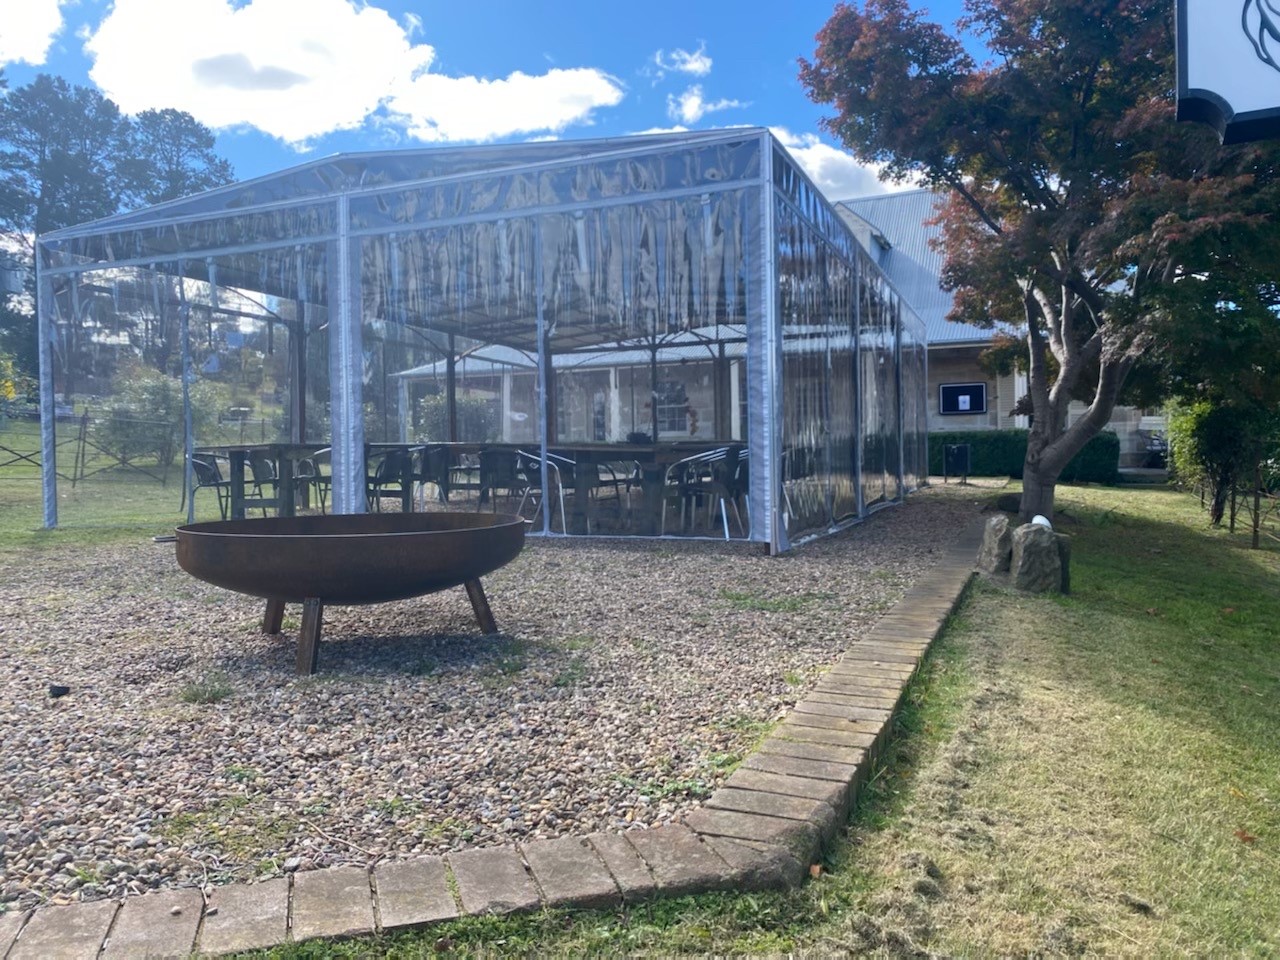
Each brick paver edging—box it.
[0,519,983,959]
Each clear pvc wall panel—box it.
[371,221,538,449]
[828,256,858,523]
[884,296,902,502]
[43,259,308,524]
[899,312,927,491]
[775,195,860,541]
[859,268,898,510]
[537,194,747,450]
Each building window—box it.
[655,380,689,434]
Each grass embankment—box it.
[229,484,1278,958]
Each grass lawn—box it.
[230,483,1278,958]
[0,428,211,556]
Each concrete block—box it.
[198,878,289,955]
[448,847,540,916]
[585,832,656,903]
[0,910,30,958]
[292,866,375,943]
[741,750,861,785]
[374,857,458,931]
[757,735,868,768]
[624,825,733,896]
[102,888,201,959]
[705,787,837,839]
[701,836,805,890]
[8,899,117,960]
[521,836,620,909]
[725,767,852,820]
[684,807,820,865]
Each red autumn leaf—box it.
[1234,829,1257,845]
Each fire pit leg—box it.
[263,598,286,635]
[464,579,498,634]
[297,598,324,675]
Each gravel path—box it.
[0,486,981,909]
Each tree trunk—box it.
[1253,459,1263,550]
[1019,466,1057,522]
[1209,480,1228,526]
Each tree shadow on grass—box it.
[1007,486,1279,754]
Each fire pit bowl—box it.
[175,512,526,674]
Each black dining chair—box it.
[659,448,723,536]
[190,455,232,520]
[246,452,279,516]
[415,444,451,507]
[366,447,414,511]
[477,448,531,513]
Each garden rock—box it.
[1011,523,1062,593]
[977,515,1013,573]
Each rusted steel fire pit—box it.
[175,512,526,674]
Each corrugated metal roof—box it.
[837,189,996,345]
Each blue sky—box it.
[0,0,966,199]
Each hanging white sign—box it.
[1177,0,1280,143]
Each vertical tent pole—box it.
[534,218,552,534]
[756,134,783,553]
[329,193,366,514]
[446,334,457,441]
[37,250,57,529]
[895,300,905,500]
[179,267,195,523]
[294,246,309,444]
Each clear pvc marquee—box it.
[37,127,927,553]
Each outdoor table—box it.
[195,442,327,519]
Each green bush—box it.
[928,429,1119,484]
[415,394,498,443]
[1060,431,1120,484]
[92,371,222,468]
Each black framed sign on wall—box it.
[939,382,987,416]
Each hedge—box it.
[928,429,1119,484]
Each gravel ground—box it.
[0,485,982,909]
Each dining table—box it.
[195,442,328,520]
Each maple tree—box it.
[800,0,1280,520]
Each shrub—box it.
[92,369,222,468]
[415,394,498,443]
[928,429,1119,484]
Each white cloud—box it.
[630,125,691,136]
[0,0,67,67]
[84,0,625,147]
[652,43,712,80]
[86,0,430,145]
[770,127,920,199]
[667,85,745,125]
[388,68,624,143]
